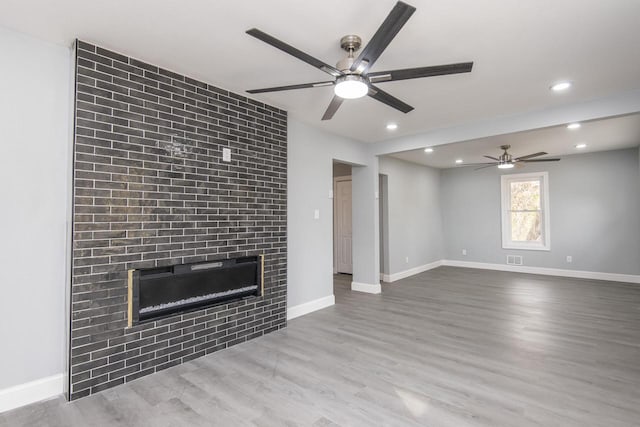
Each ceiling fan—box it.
[464,145,561,170]
[245,1,473,120]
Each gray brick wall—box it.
[70,41,287,400]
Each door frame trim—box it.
[333,176,352,275]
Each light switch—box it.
[328,190,334,199]
[222,147,231,162]
[375,191,379,199]
[314,209,320,220]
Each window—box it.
[501,172,550,251]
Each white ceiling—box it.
[389,113,640,168]
[1,0,640,143]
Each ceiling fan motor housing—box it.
[336,35,362,72]
[500,153,513,163]
[340,35,362,52]
[500,144,513,163]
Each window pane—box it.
[511,211,542,242]
[510,180,540,210]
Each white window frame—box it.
[500,171,551,251]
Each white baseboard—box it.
[0,374,63,414]
[443,260,640,284]
[287,295,335,320]
[382,260,444,283]
[351,281,382,294]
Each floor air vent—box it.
[506,255,523,266]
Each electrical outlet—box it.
[222,147,231,162]
[405,256,409,264]
[462,249,467,256]
[566,255,572,263]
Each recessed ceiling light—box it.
[551,81,572,92]
[386,123,398,130]
[455,159,463,164]
[424,147,434,153]
[575,143,587,149]
[567,123,581,130]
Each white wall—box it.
[287,119,369,307]
[440,148,640,275]
[0,27,71,390]
[379,157,444,275]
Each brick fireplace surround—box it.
[69,41,287,400]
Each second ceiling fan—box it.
[463,145,561,170]
[246,1,474,120]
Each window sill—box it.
[502,244,550,252]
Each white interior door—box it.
[335,179,353,274]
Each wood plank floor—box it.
[2,267,640,426]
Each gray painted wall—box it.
[441,148,640,275]
[287,120,370,307]
[379,157,444,275]
[351,157,381,286]
[329,157,443,278]
[0,27,71,389]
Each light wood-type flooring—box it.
[2,267,640,426]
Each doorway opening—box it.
[333,161,352,276]
[379,174,389,281]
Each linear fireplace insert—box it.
[128,255,263,326]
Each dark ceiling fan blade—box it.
[458,162,498,167]
[484,155,500,161]
[350,1,416,74]
[368,85,413,113]
[247,81,334,94]
[519,158,561,162]
[475,164,499,170]
[321,95,344,121]
[367,62,474,83]
[247,28,343,77]
[514,152,547,161]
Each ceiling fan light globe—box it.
[334,76,368,99]
[498,163,515,169]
